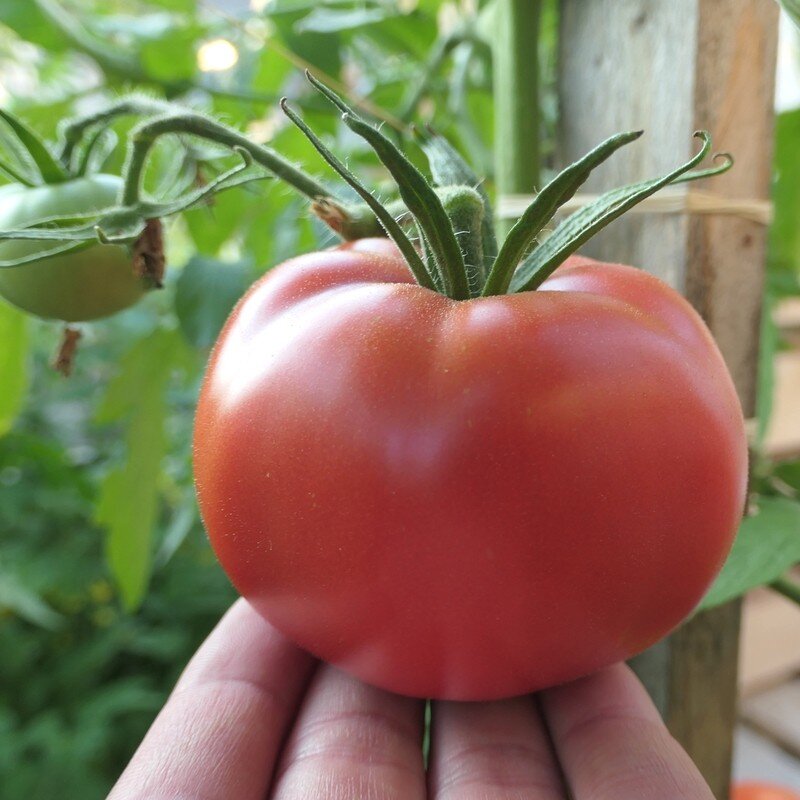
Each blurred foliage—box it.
[0,307,236,797]
[780,0,800,30]
[0,0,798,796]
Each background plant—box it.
[0,0,797,797]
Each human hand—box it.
[109,599,715,799]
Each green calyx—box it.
[283,73,732,300]
[0,76,733,298]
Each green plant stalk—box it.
[493,0,542,240]
[121,113,331,208]
[59,96,176,168]
[438,186,485,297]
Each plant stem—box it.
[121,113,331,208]
[492,0,542,240]
[771,576,800,606]
[59,97,176,168]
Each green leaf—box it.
[362,8,439,61]
[272,15,342,76]
[140,25,200,82]
[0,301,28,437]
[94,329,185,611]
[484,129,642,296]
[0,0,69,52]
[295,7,391,33]
[0,572,62,629]
[0,108,67,184]
[699,497,800,610]
[144,0,196,10]
[251,46,293,95]
[184,182,252,254]
[511,132,731,292]
[174,256,252,348]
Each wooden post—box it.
[559,1,778,796]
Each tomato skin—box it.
[0,175,146,322]
[194,238,748,700]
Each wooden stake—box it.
[559,1,778,795]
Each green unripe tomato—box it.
[0,174,148,322]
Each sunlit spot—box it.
[197,39,239,73]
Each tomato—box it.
[193,238,748,700]
[0,174,147,322]
[732,783,800,800]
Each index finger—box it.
[108,598,316,800]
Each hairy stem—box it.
[59,97,175,168]
[121,113,331,208]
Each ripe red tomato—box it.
[193,238,747,700]
[732,783,800,800]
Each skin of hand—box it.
[108,599,716,800]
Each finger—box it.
[541,663,715,800]
[109,598,316,800]
[269,665,426,799]
[428,695,567,799]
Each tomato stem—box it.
[58,96,176,171]
[415,125,497,283]
[120,113,333,209]
[307,72,472,301]
[280,98,438,292]
[438,186,485,297]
